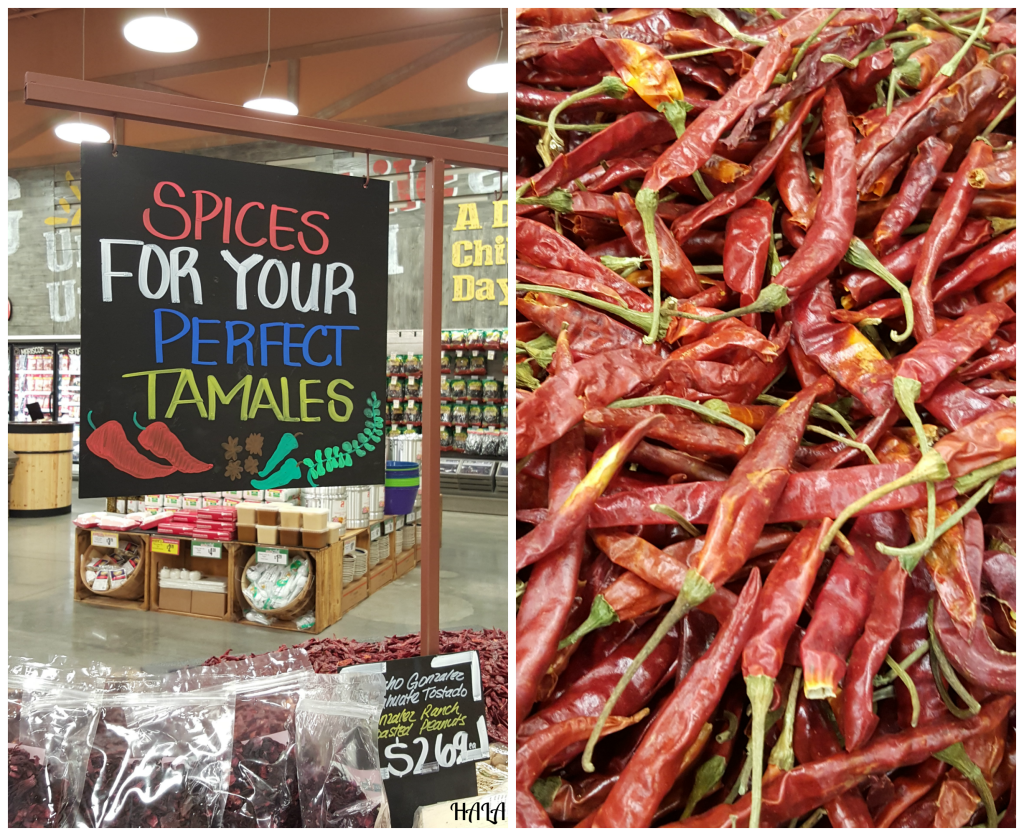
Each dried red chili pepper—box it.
[771,85,856,303]
[673,695,1014,828]
[873,136,952,253]
[592,569,762,827]
[910,138,994,339]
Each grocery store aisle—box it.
[8,485,508,674]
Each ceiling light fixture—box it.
[243,97,299,115]
[124,15,198,53]
[56,11,111,145]
[54,122,111,144]
[243,10,298,116]
[468,9,507,94]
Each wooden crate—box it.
[234,541,344,633]
[148,537,240,622]
[367,556,395,594]
[341,576,368,614]
[395,547,416,579]
[73,529,150,611]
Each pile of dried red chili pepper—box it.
[515,7,1014,828]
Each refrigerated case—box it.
[9,340,81,463]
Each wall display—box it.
[79,145,388,497]
[374,652,489,827]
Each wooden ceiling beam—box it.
[8,112,64,153]
[314,29,492,121]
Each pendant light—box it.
[124,14,198,53]
[56,10,111,144]
[467,10,507,94]
[244,10,299,115]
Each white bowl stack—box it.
[353,548,368,579]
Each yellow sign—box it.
[151,537,180,555]
[450,201,507,306]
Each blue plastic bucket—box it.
[384,461,420,515]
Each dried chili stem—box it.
[927,599,982,717]
[767,668,802,773]
[581,569,714,772]
[745,674,774,828]
[804,424,880,464]
[611,395,756,445]
[788,8,842,81]
[666,283,791,323]
[540,76,629,164]
[516,114,608,133]
[844,237,915,342]
[635,188,664,345]
[875,642,930,686]
[665,46,728,60]
[800,809,828,827]
[934,742,999,828]
[558,594,618,649]
[651,504,701,537]
[955,457,1016,493]
[983,95,1017,137]
[684,8,768,45]
[680,754,727,820]
[939,8,991,77]
[884,654,920,726]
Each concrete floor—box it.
[8,485,508,675]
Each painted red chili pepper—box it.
[136,422,212,473]
[86,419,176,479]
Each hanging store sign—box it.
[79,145,388,497]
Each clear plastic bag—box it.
[296,668,390,828]
[13,689,99,827]
[165,651,314,829]
[81,688,235,828]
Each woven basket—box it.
[79,536,147,600]
[241,552,315,621]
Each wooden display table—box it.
[9,422,73,517]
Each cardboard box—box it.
[159,587,192,613]
[395,548,416,579]
[191,591,227,618]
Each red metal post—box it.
[420,158,445,656]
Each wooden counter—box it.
[9,422,73,517]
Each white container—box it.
[164,493,182,509]
[256,524,279,545]
[303,508,329,530]
[223,490,244,499]
[266,488,299,503]
[144,494,163,506]
[182,495,202,510]
[368,484,385,521]
[346,486,369,529]
[143,503,163,516]
[235,502,261,526]
[221,496,242,508]
[328,522,343,543]
[243,490,264,501]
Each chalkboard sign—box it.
[79,144,388,497]
[376,652,489,827]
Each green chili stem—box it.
[788,8,842,81]
[886,68,899,115]
[920,8,984,39]
[820,53,858,69]
[927,599,982,717]
[768,668,802,772]
[516,114,608,133]
[694,264,725,274]
[717,710,740,743]
[610,395,756,445]
[878,475,1000,560]
[680,754,727,820]
[581,569,714,772]
[684,8,768,45]
[804,424,880,464]
[651,504,701,537]
[934,742,999,828]
[800,809,828,828]
[665,283,791,323]
[664,46,728,60]
[635,188,664,345]
[558,594,618,649]
[983,95,1016,137]
[844,237,915,342]
[875,642,930,686]
[691,169,715,201]
[885,653,920,726]
[726,749,754,804]
[746,675,774,829]
[955,457,1016,493]
[939,8,990,77]
[801,113,821,151]
[531,776,561,808]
